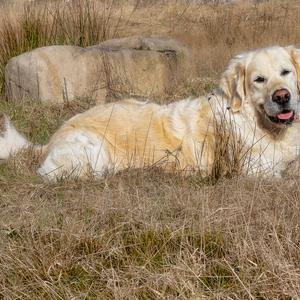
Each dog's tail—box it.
[0,113,45,159]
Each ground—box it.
[1,0,300,299]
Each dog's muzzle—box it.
[266,88,297,125]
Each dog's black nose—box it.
[272,89,291,104]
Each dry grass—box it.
[2,0,300,96]
[2,163,300,299]
[2,0,300,298]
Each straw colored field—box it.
[1,1,300,299]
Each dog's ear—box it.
[287,46,300,94]
[219,55,246,112]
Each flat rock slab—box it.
[5,36,194,103]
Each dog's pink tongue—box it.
[277,111,293,120]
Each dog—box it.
[1,45,300,180]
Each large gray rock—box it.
[5,36,194,103]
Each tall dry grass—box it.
[2,1,300,95]
[1,0,300,299]
[171,0,300,76]
[1,162,300,299]
[0,0,138,92]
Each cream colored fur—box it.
[0,113,31,159]
[2,45,300,180]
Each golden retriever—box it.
[1,45,300,180]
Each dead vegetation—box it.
[2,0,300,96]
[2,165,300,299]
[1,0,300,298]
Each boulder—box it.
[5,36,194,103]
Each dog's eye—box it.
[254,76,266,83]
[281,69,291,76]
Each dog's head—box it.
[220,46,300,128]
